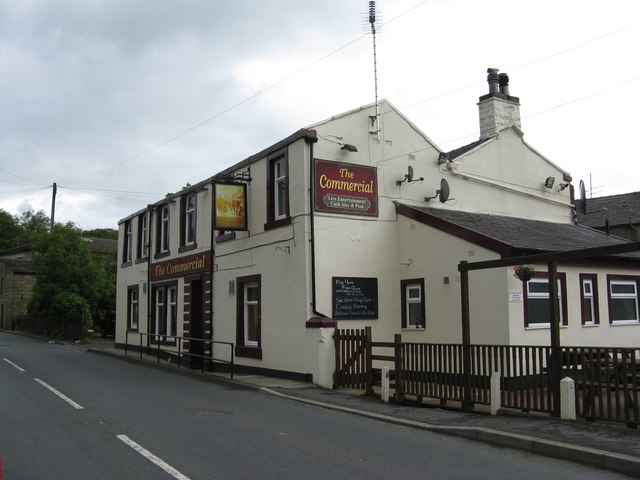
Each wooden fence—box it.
[333,328,639,427]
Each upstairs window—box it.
[608,276,639,324]
[401,279,425,329]
[580,274,599,326]
[137,212,149,260]
[157,205,170,256]
[524,274,567,328]
[180,193,197,250]
[265,150,291,230]
[122,219,132,266]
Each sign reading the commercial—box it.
[315,159,378,216]
[214,182,248,231]
[332,276,378,319]
[151,252,211,281]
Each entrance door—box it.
[189,280,204,369]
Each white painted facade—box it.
[116,77,640,383]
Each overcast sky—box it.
[1,0,639,230]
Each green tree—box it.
[17,210,50,244]
[29,223,101,339]
[82,228,118,240]
[0,209,21,249]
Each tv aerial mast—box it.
[366,1,381,140]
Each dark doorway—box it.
[189,279,204,369]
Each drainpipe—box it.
[146,206,154,351]
[309,141,327,318]
[209,181,216,348]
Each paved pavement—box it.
[79,342,640,478]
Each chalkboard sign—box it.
[332,277,378,319]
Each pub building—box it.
[116,71,640,386]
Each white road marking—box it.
[2,357,25,372]
[117,435,191,480]
[34,378,84,410]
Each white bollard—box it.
[381,366,390,403]
[490,369,501,416]
[560,377,576,420]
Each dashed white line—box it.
[2,357,25,372]
[34,378,84,410]
[117,435,191,480]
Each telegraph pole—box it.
[50,182,57,229]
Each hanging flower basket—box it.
[513,264,535,282]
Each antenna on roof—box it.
[364,1,381,140]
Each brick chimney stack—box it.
[478,68,521,139]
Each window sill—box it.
[264,217,292,231]
[178,243,197,253]
[403,327,425,331]
[525,325,568,330]
[581,323,599,328]
[120,260,132,268]
[610,321,640,326]
[235,345,262,359]
[155,251,171,259]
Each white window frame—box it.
[160,205,170,253]
[404,282,425,329]
[123,219,132,264]
[581,278,597,326]
[609,279,639,325]
[128,287,139,330]
[138,212,148,259]
[274,158,287,221]
[243,282,259,346]
[525,277,565,328]
[184,194,196,246]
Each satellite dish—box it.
[576,180,587,215]
[425,178,451,203]
[396,165,423,185]
[437,178,450,203]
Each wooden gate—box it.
[333,328,371,390]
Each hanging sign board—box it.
[315,160,378,216]
[332,276,378,319]
[213,182,247,231]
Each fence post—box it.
[460,264,473,412]
[560,377,576,420]
[381,367,390,403]
[394,334,404,404]
[490,369,501,415]
[365,327,373,395]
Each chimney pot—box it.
[498,73,510,96]
[487,68,500,93]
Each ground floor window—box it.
[235,274,262,358]
[127,285,139,330]
[401,279,425,329]
[524,274,567,328]
[580,274,599,326]
[608,275,639,324]
[151,282,177,344]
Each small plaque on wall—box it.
[332,277,378,319]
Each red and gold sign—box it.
[214,182,247,231]
[314,160,378,216]
[151,252,211,281]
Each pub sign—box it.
[214,182,248,231]
[314,159,378,216]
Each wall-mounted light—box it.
[544,176,555,189]
[559,182,570,191]
[321,135,358,153]
[341,143,358,152]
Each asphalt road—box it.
[0,332,632,479]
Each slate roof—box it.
[398,203,640,260]
[439,138,491,162]
[577,191,640,228]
